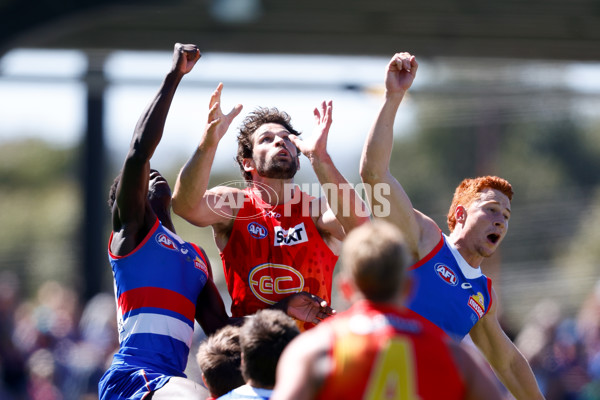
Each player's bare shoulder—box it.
[205,184,247,225]
[414,209,443,256]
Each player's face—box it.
[148,169,172,209]
[250,123,299,180]
[462,188,511,258]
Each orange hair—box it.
[447,176,513,232]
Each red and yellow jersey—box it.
[220,187,338,330]
[317,301,466,400]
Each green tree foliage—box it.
[0,139,77,187]
[386,96,600,327]
[0,139,80,296]
[389,98,599,250]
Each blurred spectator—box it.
[0,271,26,399]
[513,281,600,400]
[26,348,62,400]
[1,277,119,400]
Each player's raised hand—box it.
[202,83,243,148]
[385,52,418,94]
[288,100,333,163]
[172,43,201,75]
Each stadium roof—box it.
[2,0,600,60]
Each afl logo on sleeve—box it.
[435,263,458,286]
[249,263,305,305]
[156,233,178,251]
[247,222,268,239]
[274,223,308,246]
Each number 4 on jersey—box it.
[363,337,421,400]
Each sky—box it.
[0,49,420,181]
[2,48,600,181]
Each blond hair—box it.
[340,220,414,302]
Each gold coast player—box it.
[173,90,369,329]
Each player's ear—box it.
[242,158,255,172]
[337,273,355,302]
[455,205,466,224]
[201,373,210,393]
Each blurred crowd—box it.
[513,280,600,399]
[0,271,117,400]
[1,268,599,400]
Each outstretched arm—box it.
[289,101,370,245]
[448,341,504,400]
[112,44,200,245]
[359,53,438,257]
[271,291,335,325]
[172,84,243,229]
[195,278,243,336]
[470,289,545,400]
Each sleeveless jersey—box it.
[220,186,338,329]
[316,301,466,400]
[406,232,493,341]
[99,218,210,399]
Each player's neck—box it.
[245,379,273,391]
[448,233,483,269]
[250,177,296,205]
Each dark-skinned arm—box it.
[113,44,201,237]
[271,292,336,325]
[195,278,243,336]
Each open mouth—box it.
[487,233,500,244]
[151,175,166,183]
[149,174,169,188]
[276,149,291,159]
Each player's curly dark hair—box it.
[236,107,300,183]
[108,174,121,210]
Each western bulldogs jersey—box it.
[406,232,493,341]
[99,218,210,399]
[220,186,337,330]
[316,301,466,400]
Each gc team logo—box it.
[249,263,304,305]
[435,263,458,286]
[156,233,178,251]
